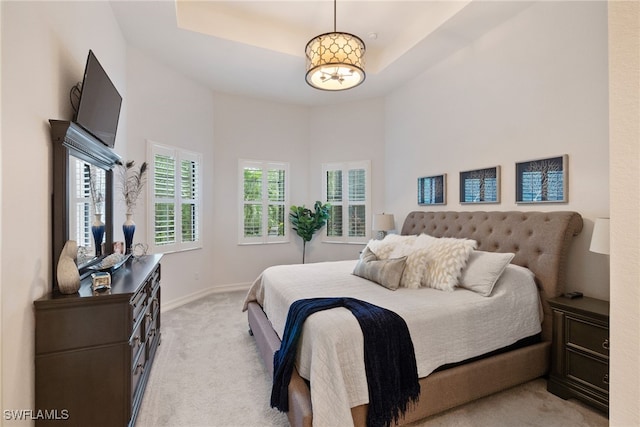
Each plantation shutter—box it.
[148,141,202,253]
[239,160,289,244]
[322,161,370,243]
[154,153,176,246]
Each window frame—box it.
[147,140,203,254]
[322,160,371,244]
[238,159,290,245]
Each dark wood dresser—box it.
[547,295,609,414]
[34,254,162,426]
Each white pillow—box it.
[389,239,426,289]
[459,251,515,296]
[417,234,477,291]
[366,234,416,260]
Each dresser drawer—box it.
[131,341,147,403]
[567,350,609,393]
[131,288,147,327]
[566,316,609,357]
[130,320,144,364]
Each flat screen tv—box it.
[74,50,122,148]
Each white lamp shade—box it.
[372,214,395,232]
[589,218,610,255]
[305,32,366,91]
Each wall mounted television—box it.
[74,50,122,148]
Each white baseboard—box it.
[161,282,251,313]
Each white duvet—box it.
[243,260,542,427]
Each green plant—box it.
[289,201,330,263]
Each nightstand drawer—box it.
[567,350,609,393]
[566,316,609,357]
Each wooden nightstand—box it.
[547,296,609,414]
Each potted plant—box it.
[289,201,330,264]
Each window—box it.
[148,141,202,253]
[238,159,289,244]
[322,161,371,243]
[69,158,105,256]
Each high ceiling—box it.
[110,1,534,106]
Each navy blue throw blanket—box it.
[271,297,420,427]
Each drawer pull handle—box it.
[132,336,140,345]
[135,363,144,374]
[603,374,609,385]
[602,339,610,350]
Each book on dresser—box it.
[34,254,162,426]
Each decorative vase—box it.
[92,214,105,256]
[123,213,136,255]
[57,240,81,294]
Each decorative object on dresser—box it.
[118,160,147,254]
[372,213,395,239]
[56,240,81,294]
[35,254,162,427]
[547,296,609,414]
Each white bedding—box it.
[243,260,542,427]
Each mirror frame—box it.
[49,120,122,289]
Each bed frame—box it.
[247,210,583,426]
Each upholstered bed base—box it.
[249,301,549,426]
[248,211,583,426]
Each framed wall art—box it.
[459,166,500,204]
[516,155,568,203]
[418,174,446,205]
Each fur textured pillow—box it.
[459,251,515,296]
[365,234,416,260]
[417,234,477,291]
[353,247,407,290]
[389,240,427,289]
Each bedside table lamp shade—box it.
[589,218,610,255]
[372,213,394,239]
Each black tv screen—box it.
[75,50,122,148]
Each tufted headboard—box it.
[400,211,583,341]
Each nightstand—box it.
[547,296,609,414]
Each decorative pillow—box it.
[353,247,407,290]
[417,234,477,291]
[365,234,416,260]
[389,240,427,289]
[459,251,515,296]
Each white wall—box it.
[126,47,217,306]
[0,0,127,418]
[211,92,311,284]
[385,1,610,300]
[609,1,640,425]
[306,98,387,263]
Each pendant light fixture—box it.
[305,0,366,91]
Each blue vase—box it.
[92,214,105,256]
[123,214,136,255]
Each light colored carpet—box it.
[136,290,609,427]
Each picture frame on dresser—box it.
[459,166,500,204]
[516,154,568,204]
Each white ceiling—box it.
[110,1,534,106]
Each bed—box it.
[243,210,583,427]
